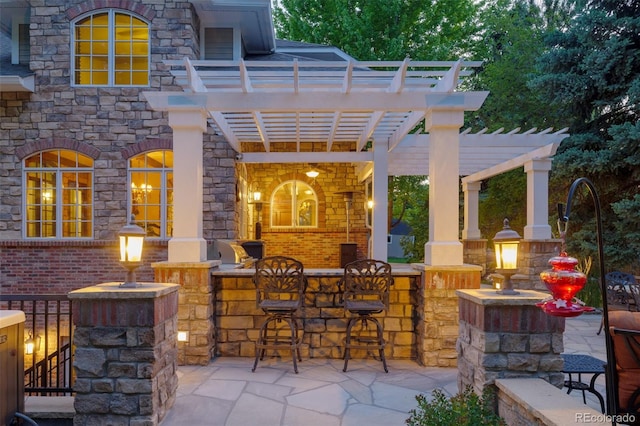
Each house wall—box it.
[0,1,238,294]
[246,163,371,268]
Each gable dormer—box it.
[190,0,276,60]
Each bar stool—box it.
[252,256,306,373]
[341,259,393,373]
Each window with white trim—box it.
[72,9,150,86]
[129,151,173,238]
[24,150,93,238]
[270,180,318,228]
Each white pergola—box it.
[143,58,568,264]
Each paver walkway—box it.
[160,313,608,426]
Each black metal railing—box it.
[0,294,74,396]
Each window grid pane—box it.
[24,151,93,239]
[74,10,148,86]
[271,181,318,228]
[129,152,172,238]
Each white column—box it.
[167,109,208,262]
[462,181,482,239]
[424,110,464,266]
[524,158,553,240]
[371,139,389,261]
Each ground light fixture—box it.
[493,218,522,295]
[119,222,145,288]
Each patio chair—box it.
[608,310,640,422]
[252,256,306,373]
[598,272,638,335]
[341,259,393,373]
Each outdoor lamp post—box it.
[119,222,145,288]
[493,218,522,295]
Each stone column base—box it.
[413,264,482,367]
[456,288,565,395]
[152,261,219,365]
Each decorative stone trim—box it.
[120,138,173,160]
[66,0,156,21]
[15,138,101,160]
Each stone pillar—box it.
[152,261,218,365]
[456,289,565,395]
[423,110,465,266]
[462,239,488,275]
[68,282,179,426]
[514,239,561,291]
[415,264,482,367]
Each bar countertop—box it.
[211,263,423,277]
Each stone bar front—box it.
[212,267,422,362]
[69,282,179,426]
[456,288,565,395]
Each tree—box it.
[465,0,577,241]
[273,0,479,61]
[531,0,640,272]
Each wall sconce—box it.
[119,222,145,288]
[25,332,40,355]
[177,331,189,342]
[306,170,319,178]
[252,191,262,202]
[493,218,522,295]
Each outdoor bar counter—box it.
[211,265,422,360]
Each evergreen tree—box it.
[531,0,640,272]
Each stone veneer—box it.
[152,262,218,366]
[417,265,483,367]
[68,282,179,426]
[212,270,421,363]
[457,288,565,395]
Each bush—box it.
[406,386,505,426]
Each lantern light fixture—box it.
[493,218,522,295]
[119,222,146,288]
[25,332,40,355]
[306,170,319,178]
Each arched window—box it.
[72,9,150,86]
[24,150,93,238]
[129,150,173,238]
[270,181,317,228]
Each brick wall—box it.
[0,241,168,295]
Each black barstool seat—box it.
[341,259,393,373]
[252,256,306,374]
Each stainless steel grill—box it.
[209,240,255,268]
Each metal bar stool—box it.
[252,256,306,373]
[341,259,393,373]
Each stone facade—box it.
[69,282,179,426]
[212,271,420,362]
[457,289,566,395]
[0,1,237,295]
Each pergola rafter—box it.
[144,57,569,265]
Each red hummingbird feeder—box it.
[536,251,595,317]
